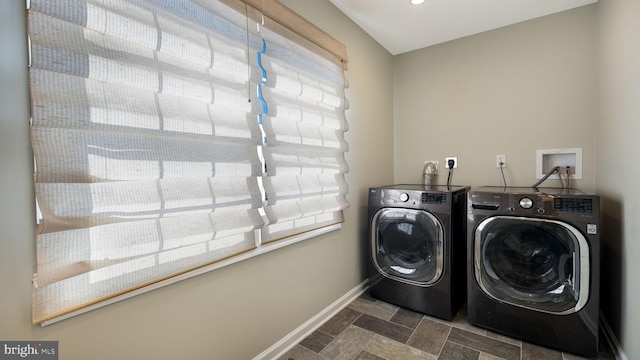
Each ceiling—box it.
[327,0,597,55]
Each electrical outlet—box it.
[496,154,506,168]
[445,156,458,169]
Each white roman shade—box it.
[28,0,348,324]
[28,0,266,324]
[254,12,350,242]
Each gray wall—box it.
[596,1,640,359]
[0,1,394,359]
[393,6,597,190]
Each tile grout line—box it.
[444,339,515,360]
[436,323,454,358]
[316,311,364,354]
[446,331,522,360]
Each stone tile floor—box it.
[277,293,615,360]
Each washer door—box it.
[371,208,444,286]
[474,216,590,314]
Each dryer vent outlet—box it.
[423,161,438,186]
[424,161,438,175]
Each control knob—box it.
[519,197,533,209]
[399,193,409,202]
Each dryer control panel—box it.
[369,185,469,212]
[422,192,447,205]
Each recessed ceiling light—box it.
[411,0,426,5]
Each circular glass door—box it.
[474,216,590,314]
[371,208,443,286]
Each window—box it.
[28,0,348,325]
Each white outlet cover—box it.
[496,154,507,168]
[445,157,458,168]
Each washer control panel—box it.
[469,188,599,226]
[554,197,593,213]
[511,194,553,214]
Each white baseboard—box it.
[253,279,368,360]
[600,311,628,360]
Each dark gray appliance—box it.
[368,184,469,320]
[467,186,600,358]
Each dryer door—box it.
[371,208,444,286]
[474,216,590,314]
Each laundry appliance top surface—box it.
[473,186,591,196]
[375,184,469,193]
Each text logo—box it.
[0,342,58,360]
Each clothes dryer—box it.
[368,184,469,320]
[467,186,600,358]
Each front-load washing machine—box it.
[467,186,600,358]
[368,184,469,320]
